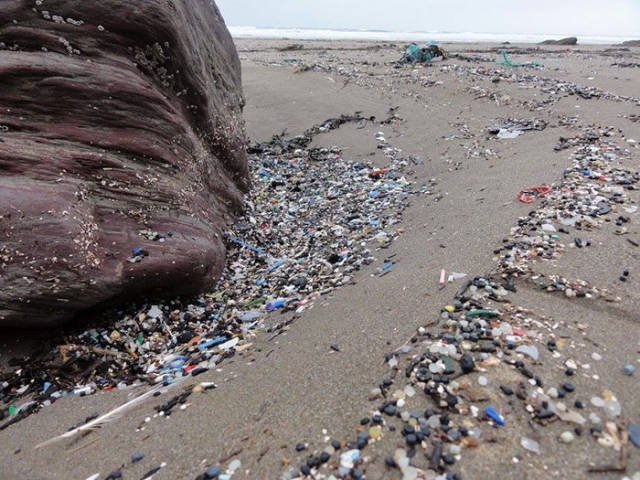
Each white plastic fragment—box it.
[521,437,540,454]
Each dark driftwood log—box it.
[0,1,248,327]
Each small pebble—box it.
[560,431,575,443]
[204,466,221,479]
[384,404,397,416]
[442,454,456,465]
[405,433,418,446]
[131,451,145,463]
[623,364,636,376]
[500,385,513,396]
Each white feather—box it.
[36,379,185,449]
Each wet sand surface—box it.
[1,40,639,480]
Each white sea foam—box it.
[229,26,633,45]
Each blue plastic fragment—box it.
[227,235,266,255]
[256,278,266,286]
[198,336,227,350]
[378,261,394,275]
[267,258,288,273]
[485,406,505,426]
[42,381,51,393]
[204,465,221,479]
[629,423,640,448]
[164,356,188,370]
[132,246,143,255]
[266,299,286,311]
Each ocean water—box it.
[229,26,633,45]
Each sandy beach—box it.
[1,39,639,480]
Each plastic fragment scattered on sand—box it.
[520,437,540,454]
[267,258,288,273]
[497,128,523,139]
[517,185,552,203]
[484,406,504,426]
[147,305,163,319]
[198,337,227,350]
[217,337,240,351]
[496,49,541,68]
[629,424,640,448]
[226,235,266,255]
[378,261,395,276]
[447,272,467,282]
[515,345,540,361]
[439,269,446,288]
[266,298,286,311]
[623,364,636,376]
[466,309,499,318]
[84,474,100,480]
[339,449,361,469]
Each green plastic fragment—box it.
[245,297,266,308]
[466,309,500,318]
[137,333,144,345]
[8,405,17,416]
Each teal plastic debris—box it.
[496,49,541,68]
[405,43,424,63]
[401,43,447,64]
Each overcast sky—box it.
[216,0,640,37]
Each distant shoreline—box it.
[229,26,637,45]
